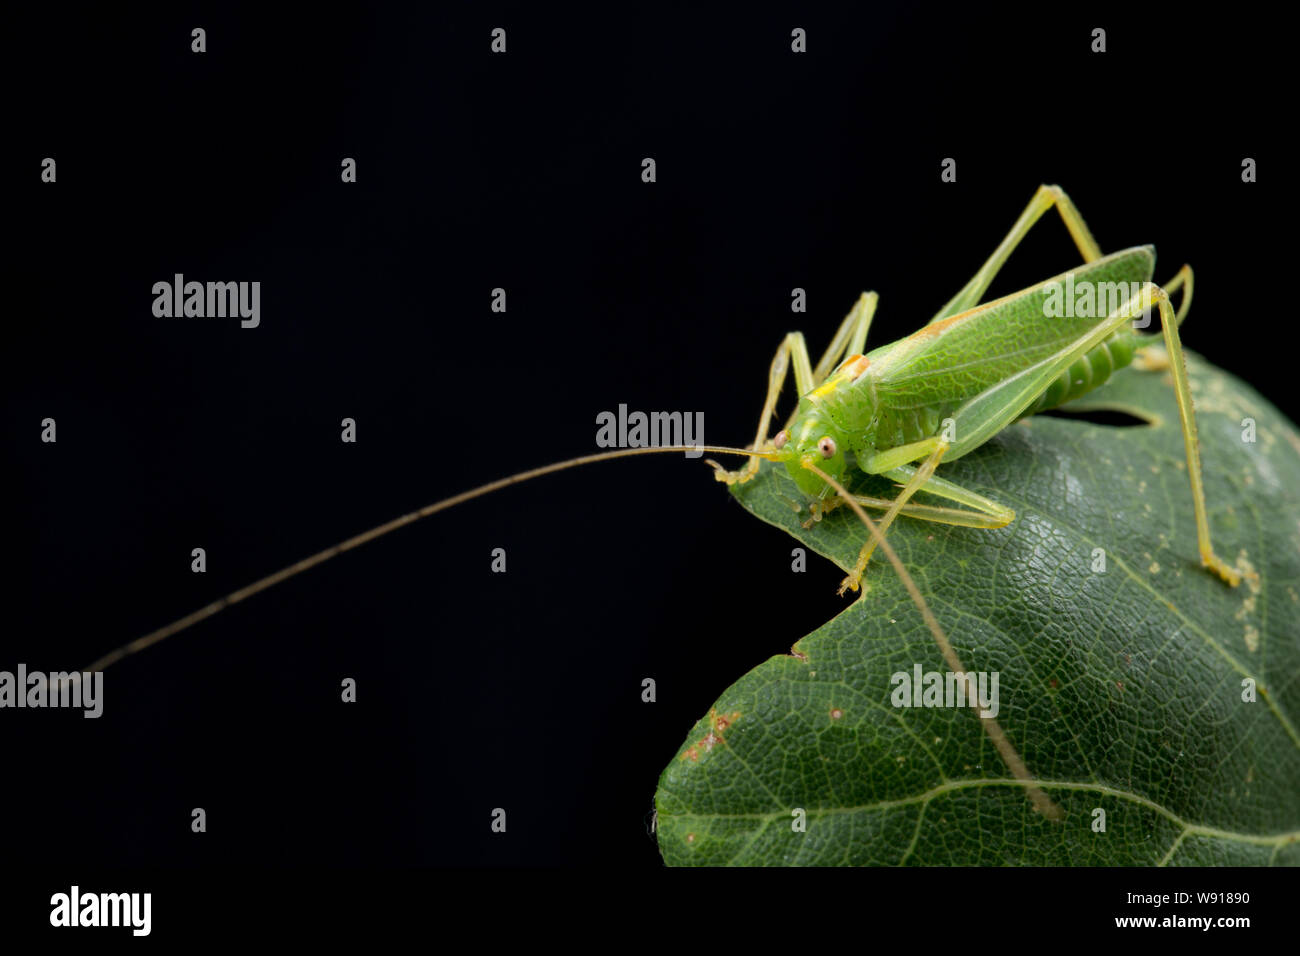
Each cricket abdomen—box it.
[1019,329,1137,417]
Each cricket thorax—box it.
[778,358,880,497]
[801,354,880,450]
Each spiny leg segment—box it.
[1133,263,1194,370]
[1147,282,1242,586]
[838,438,950,595]
[931,184,1104,322]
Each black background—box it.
[5,1,1289,878]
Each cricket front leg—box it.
[711,331,815,485]
[809,291,879,385]
[838,437,951,594]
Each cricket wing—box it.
[871,247,1155,423]
[932,281,1160,460]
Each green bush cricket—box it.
[56,186,1244,820]
[713,183,1245,594]
[47,182,1249,823]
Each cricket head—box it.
[772,412,849,499]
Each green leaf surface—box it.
[656,352,1300,865]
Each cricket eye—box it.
[818,436,837,459]
[773,430,789,450]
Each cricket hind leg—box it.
[1163,263,1194,325]
[1133,264,1194,371]
[938,278,1238,587]
[836,276,1178,589]
[950,276,1238,587]
[940,278,1238,588]
[835,274,1238,590]
[931,184,1105,322]
[1148,281,1243,586]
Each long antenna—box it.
[72,444,779,675]
[53,442,1062,821]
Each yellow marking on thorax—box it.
[844,354,871,381]
[812,354,871,399]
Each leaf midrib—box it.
[669,777,1300,848]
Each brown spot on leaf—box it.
[682,709,742,761]
[710,709,741,733]
[830,708,844,720]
